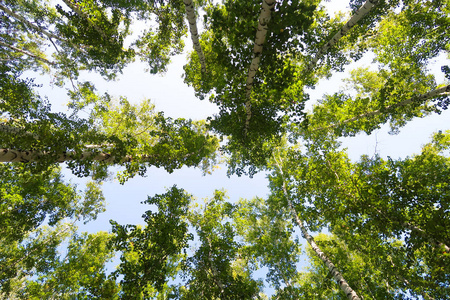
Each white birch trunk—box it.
[0,40,54,65]
[243,0,275,136]
[315,84,450,131]
[183,0,207,73]
[0,124,114,150]
[305,0,379,73]
[273,156,361,300]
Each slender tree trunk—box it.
[273,156,361,300]
[305,0,379,73]
[61,0,110,42]
[243,0,275,137]
[314,84,450,131]
[183,0,206,73]
[0,40,54,65]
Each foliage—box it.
[1,0,449,298]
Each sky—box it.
[29,0,450,294]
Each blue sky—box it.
[29,0,450,294]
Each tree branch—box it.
[313,84,450,132]
[305,0,379,73]
[0,3,61,41]
[0,40,54,65]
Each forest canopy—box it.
[0,0,449,299]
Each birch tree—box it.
[0,0,192,79]
[2,0,449,298]
[184,0,319,175]
[244,0,275,137]
[302,0,450,137]
[271,152,361,300]
[275,131,450,299]
[0,98,219,181]
[184,0,207,73]
[304,66,449,136]
[304,0,380,74]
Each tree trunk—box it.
[273,156,361,300]
[314,84,450,132]
[183,0,206,73]
[305,0,379,73]
[244,0,275,136]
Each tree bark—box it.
[243,0,275,137]
[183,0,206,73]
[273,156,361,300]
[305,0,379,73]
[314,84,450,132]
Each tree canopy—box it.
[1,0,449,299]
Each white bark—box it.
[315,84,450,131]
[184,0,206,73]
[305,0,379,73]
[243,0,275,136]
[0,40,54,65]
[273,156,361,300]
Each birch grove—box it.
[1,0,449,298]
